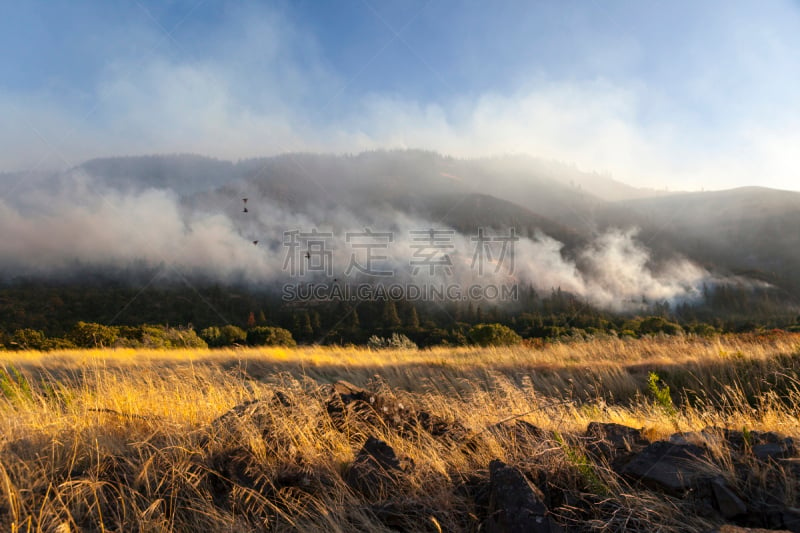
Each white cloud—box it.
[2,1,800,194]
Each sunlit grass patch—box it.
[1,334,800,530]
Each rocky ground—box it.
[199,380,800,532]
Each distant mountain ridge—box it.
[5,149,792,304]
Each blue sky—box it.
[2,0,800,191]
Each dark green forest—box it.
[1,278,798,351]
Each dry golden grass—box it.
[0,333,799,531]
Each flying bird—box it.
[252,240,259,246]
[242,198,249,213]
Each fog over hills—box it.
[602,187,800,293]
[0,150,796,312]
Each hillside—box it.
[596,187,800,293]
[1,150,798,320]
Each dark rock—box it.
[779,457,800,481]
[271,463,336,496]
[209,399,274,439]
[669,431,705,446]
[781,507,800,533]
[326,380,469,442]
[345,436,406,499]
[205,446,265,507]
[326,380,387,430]
[587,422,648,448]
[415,409,470,442]
[747,505,800,532]
[370,500,445,532]
[330,380,373,404]
[711,476,747,518]
[702,427,795,460]
[485,459,560,533]
[620,441,710,494]
[707,526,792,533]
[753,442,793,461]
[271,390,293,408]
[454,472,492,516]
[489,420,548,442]
[326,380,413,431]
[586,422,649,469]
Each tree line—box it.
[0,280,798,351]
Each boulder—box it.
[345,436,406,499]
[208,399,274,441]
[489,420,548,442]
[707,526,792,533]
[326,380,468,442]
[205,446,265,507]
[780,507,800,533]
[326,380,390,430]
[620,441,710,494]
[370,500,444,532]
[485,459,561,533]
[710,476,747,519]
[586,422,649,469]
[415,409,470,442]
[702,427,795,460]
[753,441,793,461]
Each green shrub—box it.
[468,323,522,347]
[200,325,247,347]
[689,323,718,337]
[639,316,683,336]
[648,371,676,417]
[131,325,207,349]
[246,326,296,347]
[367,333,418,350]
[199,326,222,347]
[9,329,49,351]
[68,322,119,348]
[44,338,77,350]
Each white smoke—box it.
[0,170,716,311]
[511,229,708,311]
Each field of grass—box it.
[1,333,800,532]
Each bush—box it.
[638,316,683,336]
[5,330,75,351]
[8,329,49,351]
[468,323,522,347]
[200,327,222,347]
[44,338,77,350]
[200,325,247,347]
[367,333,418,350]
[246,326,296,347]
[118,325,207,349]
[419,328,468,347]
[648,371,677,418]
[68,322,119,348]
[689,323,718,337]
[157,326,207,349]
